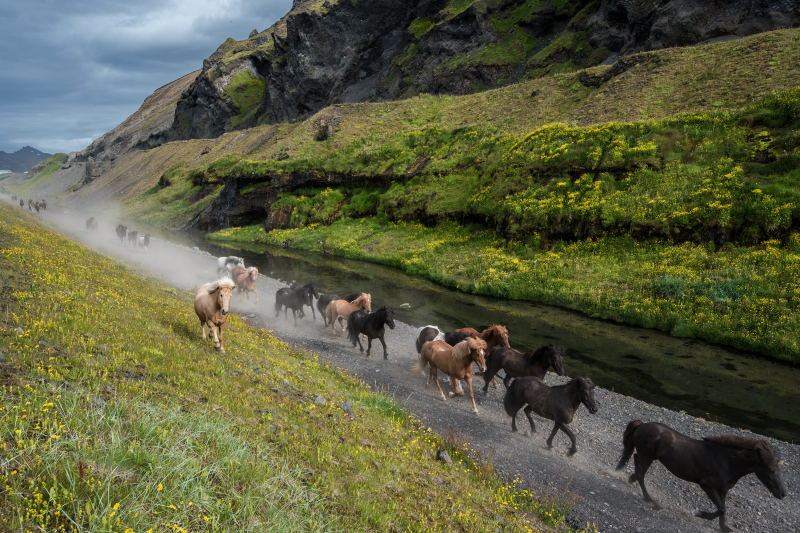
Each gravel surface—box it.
[13,201,800,533]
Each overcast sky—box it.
[0,0,292,154]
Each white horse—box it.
[138,234,151,252]
[216,256,244,277]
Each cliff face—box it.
[170,0,800,142]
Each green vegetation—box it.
[223,70,266,128]
[408,18,434,40]
[0,205,589,532]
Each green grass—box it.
[0,204,590,533]
[212,218,800,363]
[223,71,266,128]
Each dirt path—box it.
[11,200,798,533]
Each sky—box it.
[0,0,293,155]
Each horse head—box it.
[754,442,788,499]
[468,337,488,373]
[382,306,395,330]
[361,293,372,312]
[548,344,566,376]
[307,283,320,299]
[211,279,236,315]
[576,377,598,414]
[492,325,510,347]
[248,267,258,281]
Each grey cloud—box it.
[0,0,292,154]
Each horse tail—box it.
[410,350,428,374]
[274,293,282,313]
[347,316,359,344]
[503,379,524,417]
[616,420,644,470]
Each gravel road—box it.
[11,201,799,533]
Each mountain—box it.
[0,146,53,173]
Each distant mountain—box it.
[0,146,53,173]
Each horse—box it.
[325,294,372,335]
[127,230,138,246]
[86,217,98,232]
[503,376,598,455]
[137,233,151,251]
[33,201,40,213]
[232,266,259,302]
[289,282,320,318]
[317,292,361,326]
[193,278,236,353]
[11,195,16,202]
[483,344,565,394]
[415,326,447,353]
[412,337,488,414]
[616,421,787,533]
[28,199,33,211]
[274,285,312,325]
[347,306,395,359]
[39,199,46,210]
[115,224,127,243]
[217,256,244,277]
[19,199,23,208]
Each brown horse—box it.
[325,294,372,335]
[231,266,259,302]
[617,421,787,533]
[412,337,488,414]
[193,278,236,353]
[455,325,510,386]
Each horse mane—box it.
[703,435,780,464]
[452,337,486,361]
[208,278,236,292]
[526,344,550,361]
[351,294,365,306]
[248,267,258,279]
[486,325,508,338]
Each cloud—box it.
[0,0,292,154]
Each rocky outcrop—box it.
[79,70,201,164]
[168,0,799,143]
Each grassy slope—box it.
[0,204,586,533]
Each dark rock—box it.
[436,449,453,464]
[249,29,259,38]
[315,395,326,406]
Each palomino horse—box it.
[617,421,787,533]
[232,266,259,302]
[318,292,361,326]
[194,278,236,353]
[504,376,597,455]
[325,294,372,335]
[412,337,488,414]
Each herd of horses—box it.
[192,256,788,532]
[12,195,46,212]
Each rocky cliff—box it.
[171,0,800,142]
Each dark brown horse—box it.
[412,338,487,414]
[616,421,787,532]
[482,344,565,394]
[503,376,598,455]
[347,306,395,359]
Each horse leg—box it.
[545,423,560,449]
[503,374,513,389]
[432,368,446,401]
[696,486,730,533]
[448,376,463,398]
[254,288,258,303]
[218,323,225,353]
[355,336,364,352]
[632,452,657,505]
[465,375,478,414]
[208,321,220,349]
[379,335,388,360]
[292,309,298,326]
[365,337,372,357]
[482,362,496,395]
[523,405,536,434]
[201,322,207,341]
[558,422,578,455]
[310,306,315,320]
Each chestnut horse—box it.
[325,294,372,335]
[231,266,259,302]
[412,337,488,414]
[194,278,236,353]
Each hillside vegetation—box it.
[13,28,800,361]
[0,204,588,532]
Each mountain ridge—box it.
[0,146,53,173]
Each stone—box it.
[436,449,452,465]
[340,401,355,419]
[249,29,258,38]
[0,351,5,362]
[15,327,23,335]
[314,395,326,406]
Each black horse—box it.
[115,224,127,243]
[274,286,312,325]
[482,344,565,394]
[617,421,787,532]
[503,376,598,455]
[127,230,138,247]
[290,282,320,319]
[347,306,395,359]
[317,292,361,326]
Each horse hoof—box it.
[472,409,478,414]
[628,474,638,484]
[448,392,457,398]
[567,448,577,456]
